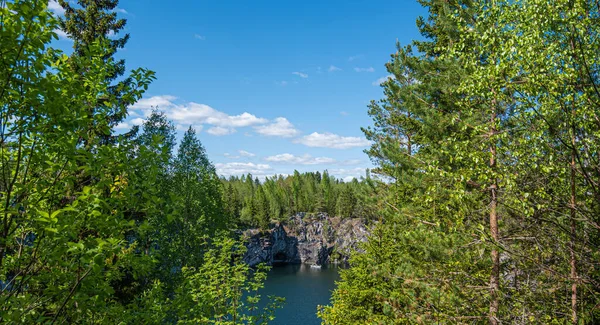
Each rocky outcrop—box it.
[243,213,369,267]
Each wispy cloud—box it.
[114,7,128,14]
[175,124,203,132]
[254,117,299,137]
[114,118,145,130]
[129,95,306,138]
[53,28,70,40]
[130,95,268,135]
[292,72,308,78]
[354,67,375,73]
[48,0,65,15]
[215,162,273,177]
[265,153,336,165]
[276,81,288,86]
[131,95,178,110]
[295,132,370,149]
[340,159,362,166]
[328,65,342,72]
[194,34,206,40]
[348,54,363,62]
[372,75,394,86]
[340,111,348,116]
[330,167,369,182]
[239,150,256,157]
[207,126,236,136]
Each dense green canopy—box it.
[0,1,281,323]
[320,0,600,324]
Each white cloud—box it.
[372,75,394,86]
[53,29,70,40]
[239,150,255,157]
[130,96,304,137]
[48,0,65,15]
[348,54,363,62]
[170,105,266,128]
[295,132,370,149]
[224,153,240,159]
[215,162,273,177]
[292,72,308,78]
[328,65,342,72]
[194,34,206,40]
[131,95,177,111]
[354,67,375,73]
[340,111,348,116]
[207,126,236,136]
[114,7,128,14]
[131,118,145,126]
[330,167,369,181]
[175,124,203,132]
[276,81,288,86]
[115,122,131,130]
[341,159,362,165]
[342,176,356,182]
[114,117,144,130]
[265,153,336,165]
[254,117,299,137]
[131,96,268,135]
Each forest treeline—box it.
[220,171,377,229]
[0,1,282,323]
[319,0,600,324]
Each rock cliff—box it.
[243,213,369,267]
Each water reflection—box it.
[259,264,341,325]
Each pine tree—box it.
[58,0,140,139]
[255,185,270,230]
[320,1,481,323]
[292,170,302,213]
[172,127,226,266]
[336,185,356,218]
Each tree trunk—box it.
[568,30,579,325]
[570,143,578,324]
[489,97,500,325]
[407,112,412,156]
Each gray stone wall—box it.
[243,213,369,267]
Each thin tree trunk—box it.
[568,29,579,325]
[407,112,412,156]
[489,97,500,325]
[570,142,578,324]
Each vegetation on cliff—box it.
[221,171,379,229]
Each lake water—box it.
[260,264,340,325]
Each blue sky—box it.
[50,0,427,181]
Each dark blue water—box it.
[260,264,340,325]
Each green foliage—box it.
[336,185,356,218]
[221,170,377,229]
[0,1,281,323]
[322,0,600,324]
[58,0,137,140]
[173,238,285,324]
